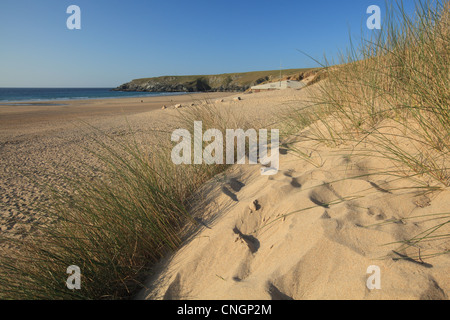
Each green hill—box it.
[113,68,319,92]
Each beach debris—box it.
[161,105,167,110]
[233,97,242,101]
[215,99,224,103]
[174,104,182,109]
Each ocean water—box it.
[0,88,186,103]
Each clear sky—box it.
[0,0,417,88]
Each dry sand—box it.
[0,89,301,244]
[136,87,450,300]
[1,87,449,299]
[137,141,450,299]
[0,92,234,243]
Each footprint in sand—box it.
[221,186,238,202]
[248,199,261,212]
[366,206,387,221]
[228,177,245,193]
[290,177,301,188]
[233,226,260,254]
[231,226,261,282]
[266,282,294,300]
[221,177,245,201]
[308,185,339,208]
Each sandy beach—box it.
[0,92,235,243]
[0,93,236,134]
[0,89,303,245]
[1,85,449,300]
[1,0,448,303]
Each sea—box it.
[0,88,186,104]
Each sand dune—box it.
[137,88,450,300]
[1,86,448,299]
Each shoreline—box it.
[0,92,190,105]
[0,92,235,132]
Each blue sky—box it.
[0,0,416,87]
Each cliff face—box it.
[113,68,319,93]
[114,76,243,92]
